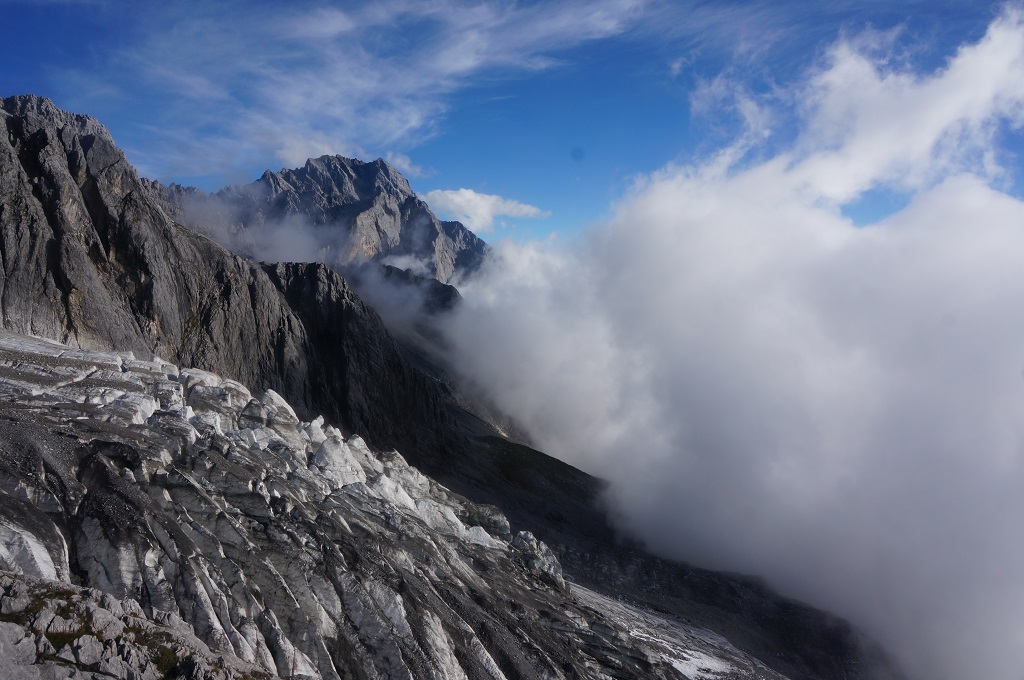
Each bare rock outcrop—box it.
[0,95,459,466]
[0,330,793,679]
[159,154,487,284]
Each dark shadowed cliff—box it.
[0,94,467,467]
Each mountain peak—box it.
[197,152,487,283]
[278,153,415,202]
[2,93,113,143]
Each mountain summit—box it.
[158,154,487,284]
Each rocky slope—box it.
[0,94,467,471]
[156,155,487,284]
[0,329,790,679]
[0,94,902,679]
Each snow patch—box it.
[0,519,58,580]
[670,651,734,679]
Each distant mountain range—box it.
[0,94,903,679]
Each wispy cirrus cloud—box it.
[39,0,988,191]
[384,152,429,178]
[65,0,645,184]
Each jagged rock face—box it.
[0,95,903,680]
[259,260,469,466]
[0,95,461,465]
[165,154,487,284]
[0,330,792,679]
[0,94,304,372]
[0,574,274,679]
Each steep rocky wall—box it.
[0,95,458,463]
[213,155,488,284]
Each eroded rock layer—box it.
[157,155,487,284]
[0,330,786,679]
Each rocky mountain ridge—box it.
[0,94,902,679]
[155,154,487,285]
[0,94,468,469]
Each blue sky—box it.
[0,0,1011,240]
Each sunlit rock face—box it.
[0,94,470,472]
[0,330,787,679]
[156,154,487,285]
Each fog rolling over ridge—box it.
[160,11,1024,679]
[436,12,1024,680]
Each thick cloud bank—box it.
[444,11,1024,680]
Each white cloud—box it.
[788,9,1024,203]
[668,56,686,77]
[75,0,645,180]
[272,127,358,168]
[442,10,1024,680]
[689,74,775,141]
[422,188,550,232]
[284,7,356,40]
[384,152,427,178]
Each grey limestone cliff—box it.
[0,94,461,466]
[0,95,903,680]
[159,154,487,285]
